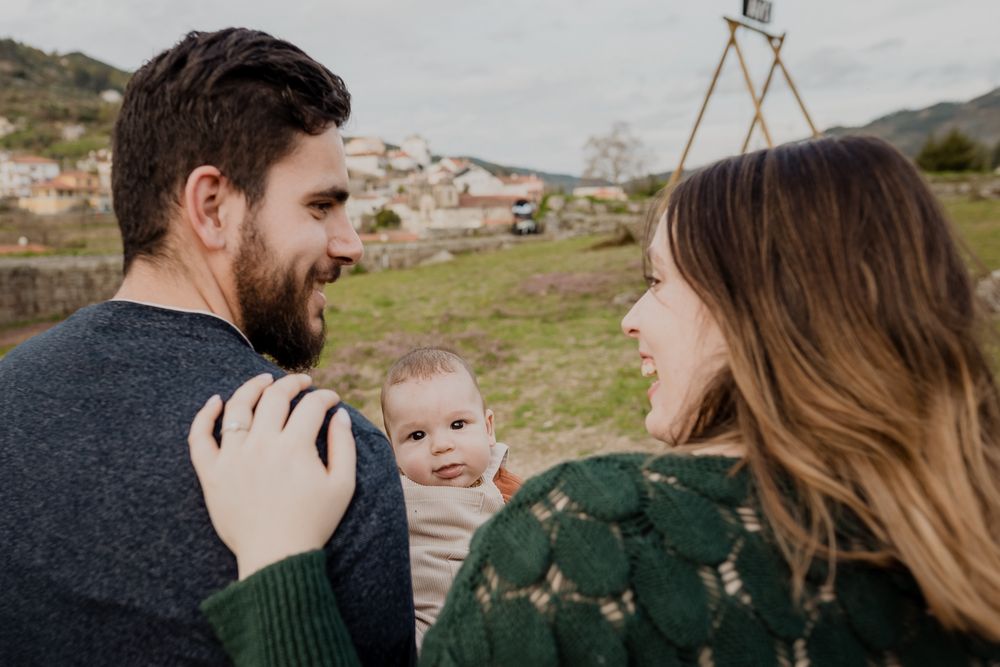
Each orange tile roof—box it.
[11,155,58,164]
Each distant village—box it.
[0,125,628,239]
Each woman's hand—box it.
[188,373,357,580]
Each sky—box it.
[4,0,998,176]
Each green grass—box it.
[943,197,1000,270]
[314,235,658,475]
[2,196,999,475]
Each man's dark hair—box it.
[112,28,351,272]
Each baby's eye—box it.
[450,420,466,430]
[409,431,426,441]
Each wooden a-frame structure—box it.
[669,16,820,186]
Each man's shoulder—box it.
[337,401,386,445]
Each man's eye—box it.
[312,202,333,214]
[450,420,466,430]
[409,431,426,441]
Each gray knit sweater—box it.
[0,300,415,666]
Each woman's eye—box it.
[409,431,425,441]
[450,420,466,430]
[644,274,661,288]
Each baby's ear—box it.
[485,408,496,446]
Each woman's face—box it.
[621,216,728,442]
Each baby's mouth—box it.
[434,463,466,479]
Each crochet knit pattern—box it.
[419,453,1000,666]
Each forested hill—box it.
[0,38,129,159]
[825,87,1000,157]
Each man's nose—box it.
[327,210,364,266]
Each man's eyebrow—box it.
[307,186,350,203]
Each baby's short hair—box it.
[380,347,485,438]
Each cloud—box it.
[865,37,903,52]
[1,0,996,173]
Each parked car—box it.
[511,199,536,218]
[511,199,540,235]
[512,218,539,235]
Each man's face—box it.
[233,126,362,371]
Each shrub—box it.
[917,129,985,172]
[374,208,402,230]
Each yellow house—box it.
[18,171,104,215]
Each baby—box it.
[380,347,521,648]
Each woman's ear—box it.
[485,408,496,446]
[183,165,230,251]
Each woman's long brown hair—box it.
[663,136,1000,640]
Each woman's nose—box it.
[621,295,641,338]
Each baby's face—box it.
[384,371,495,488]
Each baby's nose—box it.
[430,437,454,454]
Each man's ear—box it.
[182,165,233,251]
[485,408,496,447]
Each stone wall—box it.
[358,234,537,272]
[0,254,122,325]
[0,237,545,327]
[0,214,643,327]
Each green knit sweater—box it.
[201,453,1000,666]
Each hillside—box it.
[461,156,591,190]
[0,38,129,160]
[825,87,1000,157]
[0,38,590,185]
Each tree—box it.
[916,128,984,172]
[374,208,401,230]
[582,121,649,185]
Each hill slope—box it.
[0,38,129,159]
[825,87,1000,156]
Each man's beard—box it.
[232,214,333,372]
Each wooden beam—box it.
[668,23,735,186]
[731,30,773,147]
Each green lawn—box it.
[315,198,1000,476]
[943,197,1000,271]
[2,196,999,475]
[316,236,658,476]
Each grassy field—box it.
[315,235,658,476]
[945,197,1000,270]
[2,195,999,476]
[313,196,1000,477]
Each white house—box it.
[572,185,628,201]
[76,149,113,193]
[0,154,61,198]
[426,158,472,185]
[401,134,431,167]
[344,136,387,178]
[345,193,389,229]
[453,164,504,195]
[345,137,387,157]
[60,124,86,141]
[498,174,544,202]
[387,150,418,172]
